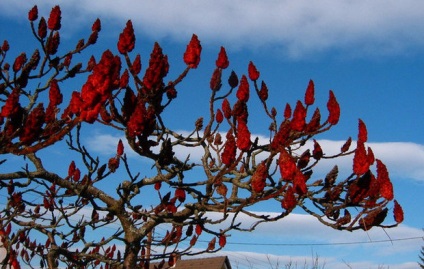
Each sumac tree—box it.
[0,5,404,269]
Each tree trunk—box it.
[122,233,141,268]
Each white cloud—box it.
[200,212,423,269]
[85,132,125,157]
[312,140,424,182]
[85,129,424,183]
[170,211,423,269]
[1,0,424,58]
[216,249,418,269]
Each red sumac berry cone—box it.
[291,101,306,132]
[92,18,101,32]
[175,188,186,203]
[183,34,202,68]
[327,90,340,125]
[219,235,227,248]
[216,109,223,124]
[258,81,268,101]
[251,162,268,193]
[284,103,291,119]
[228,70,239,88]
[358,119,368,143]
[117,20,135,54]
[13,53,27,72]
[216,46,229,69]
[376,159,393,201]
[221,131,236,166]
[117,139,124,156]
[47,6,61,30]
[131,54,141,75]
[222,98,232,119]
[393,200,404,223]
[304,79,315,105]
[38,17,47,39]
[279,150,297,181]
[236,120,251,151]
[28,5,38,21]
[353,141,369,175]
[281,186,297,211]
[248,61,260,81]
[341,137,352,153]
[236,75,249,102]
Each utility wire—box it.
[215,236,424,246]
[0,192,422,248]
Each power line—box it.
[1,191,422,248]
[0,192,422,248]
[218,236,424,247]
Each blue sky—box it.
[1,1,424,268]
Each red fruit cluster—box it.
[291,101,307,132]
[1,88,21,118]
[228,70,239,88]
[143,43,169,93]
[127,100,156,138]
[45,79,63,122]
[393,200,404,223]
[327,90,340,125]
[63,50,121,123]
[216,47,229,69]
[108,156,120,173]
[117,139,124,156]
[236,75,249,102]
[175,188,186,203]
[222,99,231,119]
[68,161,81,182]
[210,68,222,91]
[183,34,202,68]
[352,120,374,175]
[258,81,268,101]
[46,32,60,55]
[88,19,101,45]
[19,103,45,145]
[215,109,224,124]
[358,119,367,143]
[279,150,297,181]
[353,141,370,175]
[251,162,268,193]
[269,81,340,152]
[92,18,101,32]
[284,103,291,119]
[304,80,315,105]
[248,61,260,81]
[119,69,130,89]
[376,159,393,200]
[281,186,297,211]
[28,5,38,21]
[13,53,27,72]
[221,131,236,166]
[47,6,61,31]
[117,20,135,54]
[38,17,47,39]
[312,140,323,160]
[131,54,141,75]
[236,120,251,151]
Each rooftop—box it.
[150,256,232,269]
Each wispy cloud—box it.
[219,249,417,269]
[158,211,423,269]
[85,130,424,182]
[2,0,424,58]
[195,212,423,269]
[217,249,419,269]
